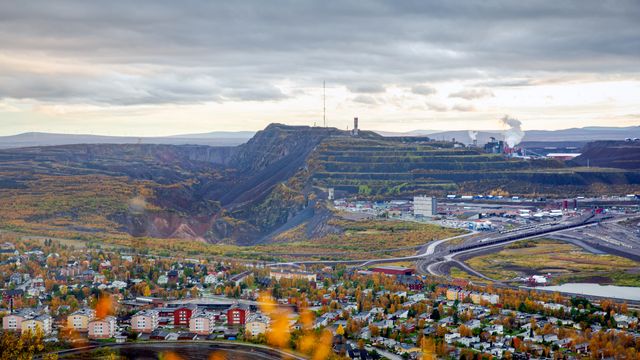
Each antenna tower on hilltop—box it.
[323,81,326,127]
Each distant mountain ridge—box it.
[2,126,639,149]
[377,126,640,144]
[0,131,254,148]
[167,131,255,139]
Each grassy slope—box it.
[0,174,155,238]
[259,219,465,260]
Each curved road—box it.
[268,231,478,268]
[425,214,640,279]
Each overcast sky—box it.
[1,0,639,136]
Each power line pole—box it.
[323,81,326,128]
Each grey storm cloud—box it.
[425,101,448,112]
[347,84,387,94]
[352,95,378,105]
[452,103,476,112]
[411,85,437,96]
[449,88,494,100]
[0,0,638,106]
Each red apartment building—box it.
[173,304,197,327]
[227,304,249,326]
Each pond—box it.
[539,283,640,301]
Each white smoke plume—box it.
[468,130,478,142]
[500,115,525,147]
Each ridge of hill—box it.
[572,140,640,169]
[1,124,640,245]
[3,125,639,149]
[0,131,252,148]
[400,126,640,144]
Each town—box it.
[1,237,639,359]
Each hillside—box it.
[310,137,640,198]
[0,124,354,245]
[1,124,640,245]
[572,141,640,169]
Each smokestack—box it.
[352,117,359,136]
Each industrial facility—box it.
[413,196,437,217]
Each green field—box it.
[464,239,640,286]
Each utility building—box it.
[413,196,437,217]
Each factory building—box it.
[484,137,505,154]
[370,266,415,276]
[546,153,581,161]
[413,196,437,217]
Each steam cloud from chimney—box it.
[467,130,478,142]
[500,115,525,147]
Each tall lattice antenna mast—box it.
[323,81,326,127]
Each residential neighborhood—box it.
[1,238,639,359]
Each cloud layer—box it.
[0,1,638,134]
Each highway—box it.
[267,232,478,268]
[269,213,609,271]
[424,213,640,278]
[418,232,477,256]
[268,212,640,304]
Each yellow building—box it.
[245,314,269,337]
[470,293,482,304]
[67,308,95,332]
[446,288,499,305]
[446,288,459,301]
[22,315,52,335]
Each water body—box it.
[61,343,284,360]
[540,283,640,301]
